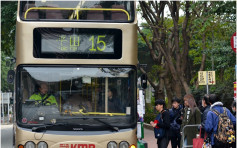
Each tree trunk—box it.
[164,76,173,108]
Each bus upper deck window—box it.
[86,5,104,20]
[111,5,128,21]
[20,1,134,22]
[45,5,63,19]
[23,3,39,19]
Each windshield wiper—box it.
[93,118,119,132]
[32,123,68,132]
[56,117,119,132]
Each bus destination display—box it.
[33,28,122,59]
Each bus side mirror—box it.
[141,74,147,89]
[10,97,13,104]
[7,70,15,84]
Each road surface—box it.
[144,126,172,148]
[1,124,13,148]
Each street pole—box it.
[2,93,4,124]
[206,71,209,94]
[7,93,10,124]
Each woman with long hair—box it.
[180,94,201,148]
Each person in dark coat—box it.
[205,94,236,148]
[168,97,182,148]
[201,94,210,138]
[108,87,122,113]
[150,99,170,148]
[232,100,236,117]
[231,100,236,148]
[180,94,201,148]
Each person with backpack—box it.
[205,94,236,148]
[150,99,170,148]
[168,97,182,148]
[231,100,236,148]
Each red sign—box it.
[234,82,236,100]
[231,32,236,53]
[60,144,95,148]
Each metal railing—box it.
[182,124,201,148]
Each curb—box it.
[143,123,153,131]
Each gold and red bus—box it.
[14,1,137,148]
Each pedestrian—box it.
[231,100,236,117]
[150,99,170,148]
[231,100,236,131]
[205,94,236,148]
[201,94,210,138]
[180,94,201,148]
[168,97,182,148]
[231,100,236,148]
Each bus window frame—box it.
[19,1,135,23]
[15,64,137,130]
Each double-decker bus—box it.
[14,1,137,148]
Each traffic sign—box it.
[231,32,236,53]
[198,71,216,85]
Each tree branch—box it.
[138,27,159,62]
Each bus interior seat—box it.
[86,5,104,20]
[45,5,63,19]
[111,5,128,21]
[23,4,39,19]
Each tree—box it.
[1,1,17,92]
[138,1,193,103]
[138,1,236,104]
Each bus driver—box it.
[29,83,58,106]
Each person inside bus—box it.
[29,83,58,106]
[108,87,122,113]
[64,93,92,113]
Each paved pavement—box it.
[1,124,13,148]
[143,125,172,148]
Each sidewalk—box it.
[143,123,172,148]
[1,116,12,125]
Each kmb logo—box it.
[60,144,96,148]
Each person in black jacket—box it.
[150,99,170,148]
[201,94,210,138]
[231,100,236,148]
[232,100,236,117]
[168,97,182,148]
[108,87,122,113]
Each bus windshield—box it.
[17,66,136,130]
[20,1,134,22]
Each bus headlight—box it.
[107,141,117,148]
[37,141,48,148]
[25,141,35,148]
[119,141,129,148]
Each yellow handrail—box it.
[71,109,126,116]
[24,7,130,20]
